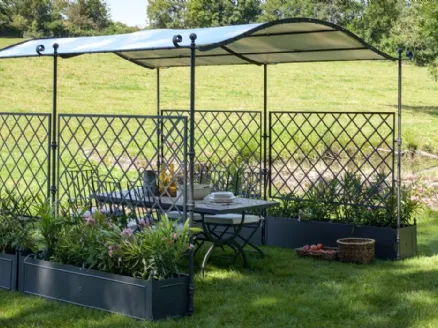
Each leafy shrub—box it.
[268,172,428,228]
[32,197,71,260]
[51,210,191,280]
[0,190,35,254]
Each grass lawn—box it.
[1,38,438,154]
[0,210,438,328]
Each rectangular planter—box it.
[265,217,417,260]
[0,253,18,291]
[19,256,189,320]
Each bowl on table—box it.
[204,192,236,203]
[177,184,211,200]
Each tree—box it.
[259,0,363,28]
[147,0,187,28]
[0,0,13,35]
[65,0,110,32]
[6,0,53,37]
[351,0,404,47]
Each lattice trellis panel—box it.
[162,110,261,170]
[162,110,262,192]
[0,113,51,216]
[58,114,187,216]
[269,112,395,207]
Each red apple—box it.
[310,245,318,251]
[317,243,323,250]
[303,245,310,251]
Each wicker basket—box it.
[295,247,339,261]
[337,238,375,264]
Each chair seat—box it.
[204,213,262,225]
[167,211,202,221]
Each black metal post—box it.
[157,68,162,178]
[262,64,268,244]
[188,33,197,315]
[51,43,59,208]
[157,68,160,116]
[396,48,402,260]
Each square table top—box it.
[93,188,278,215]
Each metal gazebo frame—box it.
[0,17,413,316]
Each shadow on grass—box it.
[201,249,438,328]
[0,291,135,328]
[2,213,438,328]
[390,104,438,117]
[417,210,438,257]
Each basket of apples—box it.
[295,244,339,261]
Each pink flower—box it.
[85,217,96,225]
[139,219,146,227]
[188,244,194,250]
[172,233,178,240]
[121,228,133,237]
[100,208,107,214]
[367,207,372,212]
[107,245,120,257]
[411,196,419,202]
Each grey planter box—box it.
[0,253,18,291]
[19,256,189,320]
[265,217,417,260]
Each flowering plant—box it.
[51,209,191,280]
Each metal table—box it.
[93,189,278,276]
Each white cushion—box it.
[167,211,202,221]
[127,219,138,230]
[203,213,262,225]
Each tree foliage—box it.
[1,0,437,80]
[0,0,138,38]
[146,0,438,80]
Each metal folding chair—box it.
[64,164,97,214]
[93,176,126,219]
[126,179,159,229]
[199,168,264,276]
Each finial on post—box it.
[396,47,414,60]
[189,33,197,42]
[173,35,182,48]
[36,45,45,56]
[53,43,59,55]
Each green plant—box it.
[114,216,191,280]
[306,178,340,221]
[0,190,35,254]
[268,171,430,228]
[52,209,190,280]
[33,196,70,260]
[267,194,306,218]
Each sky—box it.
[107,0,148,28]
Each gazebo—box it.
[0,18,411,317]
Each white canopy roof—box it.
[0,18,395,68]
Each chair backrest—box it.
[65,164,97,210]
[127,179,161,225]
[196,164,238,193]
[93,176,124,214]
[235,170,262,199]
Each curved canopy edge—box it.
[0,18,396,68]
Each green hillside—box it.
[1,38,437,153]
